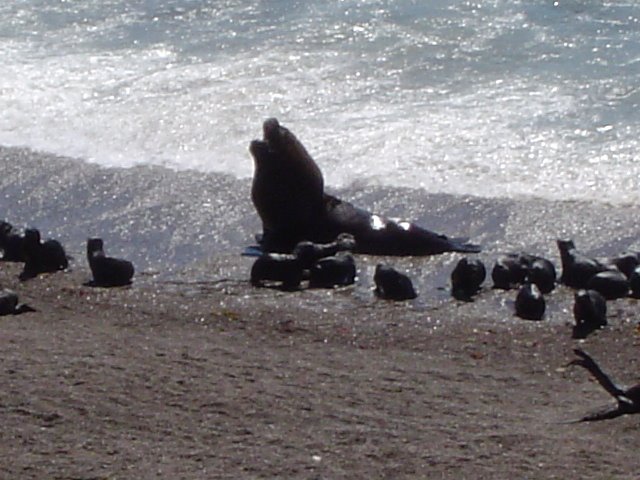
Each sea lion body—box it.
[491,254,529,290]
[292,233,356,270]
[87,238,135,287]
[572,289,607,339]
[20,229,68,281]
[0,289,19,315]
[309,252,356,288]
[527,257,556,294]
[606,252,639,279]
[250,253,303,290]
[515,283,545,321]
[450,257,485,300]
[0,289,35,315]
[557,239,607,289]
[0,221,26,262]
[586,270,629,300]
[250,119,325,252]
[249,118,480,255]
[374,264,417,301]
[322,195,480,255]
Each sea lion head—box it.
[249,139,271,166]
[24,228,41,247]
[262,117,281,144]
[87,238,105,259]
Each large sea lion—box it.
[250,118,325,252]
[249,118,481,255]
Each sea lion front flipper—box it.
[570,349,625,399]
[576,405,625,422]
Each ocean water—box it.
[2,0,640,201]
[1,0,639,277]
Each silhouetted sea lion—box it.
[87,238,135,287]
[491,254,529,290]
[586,270,629,300]
[491,253,556,293]
[515,283,545,321]
[572,289,607,339]
[527,257,556,294]
[292,233,356,270]
[450,257,485,301]
[309,252,356,288]
[250,253,303,290]
[250,118,325,251]
[568,349,640,422]
[0,289,35,315]
[374,264,417,301]
[20,228,68,281]
[0,221,26,262]
[557,239,607,289]
[249,118,480,255]
[605,252,639,279]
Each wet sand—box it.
[2,254,640,479]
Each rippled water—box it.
[1,1,640,203]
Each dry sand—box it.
[1,258,640,479]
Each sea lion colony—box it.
[1,118,639,422]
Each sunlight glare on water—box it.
[0,0,639,203]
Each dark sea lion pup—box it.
[20,228,68,281]
[450,257,485,301]
[567,349,640,422]
[374,264,417,301]
[527,257,556,294]
[250,253,303,291]
[292,233,356,270]
[0,221,26,262]
[87,238,135,287]
[586,270,629,300]
[309,252,357,288]
[491,254,529,290]
[557,239,607,289]
[514,282,545,321]
[249,118,480,255]
[572,289,606,339]
[0,289,35,315]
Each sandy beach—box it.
[1,249,640,479]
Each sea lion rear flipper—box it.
[242,245,264,257]
[447,237,482,254]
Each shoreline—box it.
[1,254,640,478]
